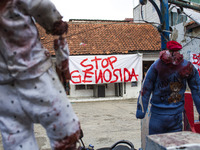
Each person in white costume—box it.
[0,0,81,150]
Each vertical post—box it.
[160,0,170,50]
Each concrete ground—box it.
[0,99,198,150]
[0,98,198,150]
[73,99,141,150]
[0,99,141,150]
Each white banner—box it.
[69,54,142,84]
[190,53,200,76]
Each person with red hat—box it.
[136,41,200,135]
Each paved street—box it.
[72,99,141,149]
[0,98,199,150]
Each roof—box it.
[185,20,200,31]
[37,20,161,56]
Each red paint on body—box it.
[179,62,193,79]
[52,20,68,35]
[0,0,10,11]
[54,128,81,150]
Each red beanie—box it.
[166,41,182,51]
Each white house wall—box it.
[123,81,142,99]
[68,82,142,99]
[143,52,159,61]
[171,22,200,61]
[133,0,160,23]
[70,85,94,98]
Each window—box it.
[75,84,85,90]
[75,84,94,90]
[87,85,94,89]
[131,81,138,87]
[169,12,187,26]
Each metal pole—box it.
[160,0,170,50]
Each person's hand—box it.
[52,20,68,35]
[54,126,81,150]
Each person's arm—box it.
[24,1,79,147]
[27,0,70,78]
[187,64,200,114]
[28,0,66,34]
[136,63,157,119]
[54,37,71,80]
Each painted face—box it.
[160,50,183,65]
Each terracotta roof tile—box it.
[37,21,161,56]
[185,21,195,26]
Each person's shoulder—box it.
[153,59,164,66]
[182,59,193,66]
[148,59,160,70]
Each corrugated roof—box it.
[37,21,161,55]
